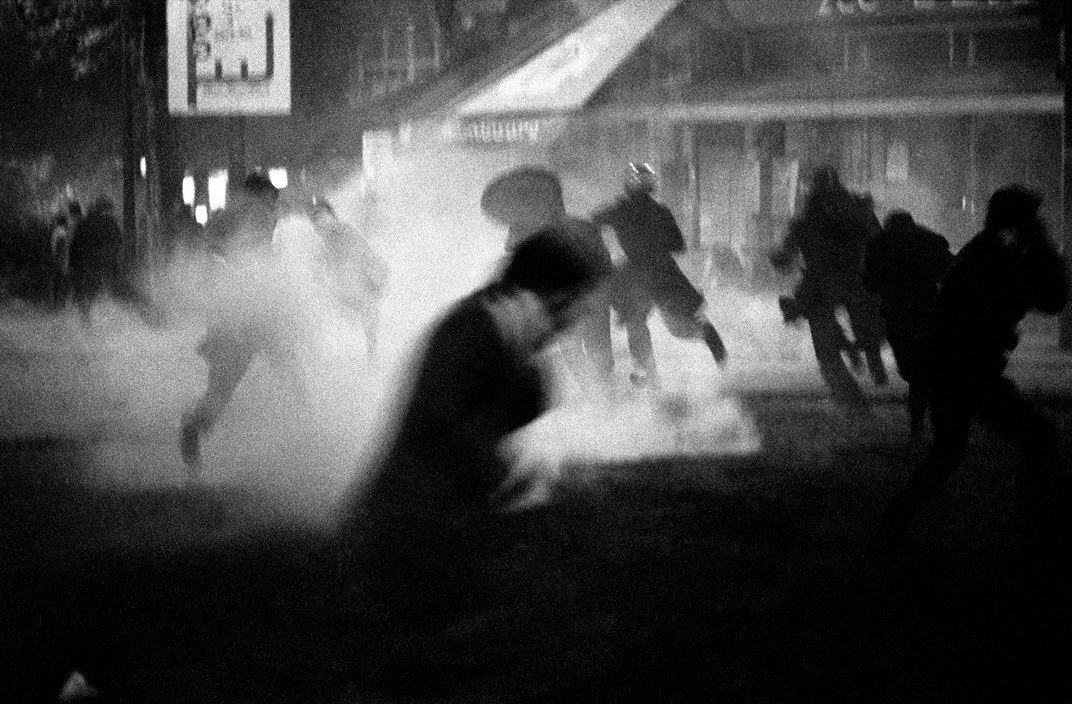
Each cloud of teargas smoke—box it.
[0,150,894,523]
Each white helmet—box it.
[625,162,657,194]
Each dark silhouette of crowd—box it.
[0,186,162,323]
[880,185,1068,544]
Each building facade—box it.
[361,0,1061,287]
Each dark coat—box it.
[592,193,703,320]
[930,227,1067,380]
[865,219,952,328]
[777,187,876,309]
[864,218,952,384]
[68,209,125,282]
[345,288,546,615]
[505,215,612,278]
[592,192,684,266]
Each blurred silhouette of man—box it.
[68,196,159,324]
[166,200,206,256]
[865,210,953,436]
[592,162,727,387]
[180,172,282,474]
[772,166,886,413]
[482,166,614,389]
[880,185,1068,542]
[310,198,389,362]
[48,210,73,309]
[338,229,612,699]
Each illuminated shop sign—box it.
[166,0,291,116]
[818,0,1035,17]
[445,118,566,145]
[464,119,541,143]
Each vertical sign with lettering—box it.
[167,0,291,116]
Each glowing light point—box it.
[182,175,196,206]
[208,169,229,211]
[268,168,288,189]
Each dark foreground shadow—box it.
[2,423,1070,703]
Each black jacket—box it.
[592,192,684,266]
[930,227,1067,378]
[345,288,547,612]
[864,220,952,325]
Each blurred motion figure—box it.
[309,198,389,362]
[864,210,953,435]
[68,196,160,324]
[772,166,886,412]
[881,185,1068,541]
[339,229,612,698]
[482,166,614,389]
[180,172,284,474]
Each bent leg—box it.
[975,376,1058,507]
[808,306,867,411]
[882,383,973,536]
[181,331,259,472]
[584,300,615,382]
[907,383,929,437]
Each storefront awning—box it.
[590,92,1061,123]
[455,0,682,116]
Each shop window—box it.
[886,139,909,183]
[268,168,288,189]
[182,175,195,206]
[869,31,946,68]
[974,27,1050,63]
[207,169,228,212]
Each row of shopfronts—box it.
[353,0,1062,286]
[164,0,1062,289]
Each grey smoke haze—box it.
[0,152,905,524]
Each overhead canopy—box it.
[455,0,682,116]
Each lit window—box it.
[268,168,288,189]
[886,139,909,183]
[195,204,209,225]
[182,175,195,206]
[208,169,228,211]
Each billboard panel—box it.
[167,0,291,116]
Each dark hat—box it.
[984,184,1041,231]
[501,228,600,298]
[883,209,915,231]
[243,171,279,200]
[481,167,563,227]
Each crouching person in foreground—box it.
[337,229,617,701]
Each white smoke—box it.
[0,148,904,524]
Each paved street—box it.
[2,296,1072,702]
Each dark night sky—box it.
[0,0,364,163]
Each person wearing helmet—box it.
[592,162,728,387]
[879,184,1068,545]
